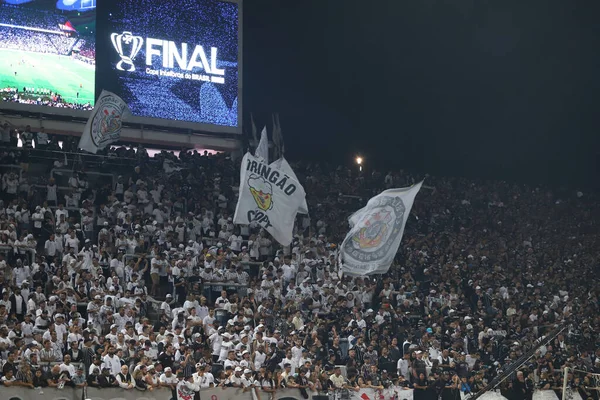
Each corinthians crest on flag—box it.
[78,90,131,154]
[340,182,423,276]
[175,379,198,400]
[234,152,306,246]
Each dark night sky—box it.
[242,0,600,187]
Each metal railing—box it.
[0,244,36,265]
[51,168,116,189]
[120,253,257,297]
[0,144,140,162]
[470,323,569,400]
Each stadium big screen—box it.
[0,0,97,108]
[0,0,242,134]
[96,0,241,132]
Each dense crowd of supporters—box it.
[0,4,63,32]
[0,27,95,58]
[0,124,597,400]
[0,29,59,54]
[75,39,95,62]
[0,2,93,57]
[0,91,93,111]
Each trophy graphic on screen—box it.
[111,31,144,72]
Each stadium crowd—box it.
[0,125,597,400]
[0,91,93,111]
[75,39,96,63]
[0,4,63,32]
[0,3,96,57]
[0,27,81,56]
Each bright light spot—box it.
[355,156,363,165]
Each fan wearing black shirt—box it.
[512,371,528,400]
[329,337,343,365]
[345,349,359,369]
[158,343,175,370]
[324,353,337,371]
[2,351,18,376]
[389,338,402,369]
[378,347,395,373]
[98,368,118,388]
[32,265,49,289]
[413,372,429,400]
[66,341,83,362]
[443,373,461,400]
[87,367,101,388]
[32,369,48,388]
[413,351,427,378]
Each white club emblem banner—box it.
[340,182,423,276]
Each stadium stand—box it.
[0,91,93,111]
[76,39,95,61]
[0,4,61,31]
[0,27,79,54]
[0,122,596,398]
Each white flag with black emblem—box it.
[340,181,423,276]
[78,90,130,154]
[234,152,306,246]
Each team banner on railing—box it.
[0,386,577,400]
[87,386,174,400]
[0,386,79,400]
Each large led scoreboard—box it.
[0,0,243,135]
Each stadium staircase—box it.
[470,323,570,400]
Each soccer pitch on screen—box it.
[0,49,95,105]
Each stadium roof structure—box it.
[1,103,242,152]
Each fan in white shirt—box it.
[186,311,202,326]
[192,365,215,388]
[102,351,122,376]
[208,331,222,359]
[253,347,267,370]
[202,312,216,332]
[159,368,178,386]
[228,234,242,252]
[32,208,44,228]
[65,236,80,253]
[223,352,239,370]
[219,334,234,361]
[59,355,77,377]
[214,291,230,309]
